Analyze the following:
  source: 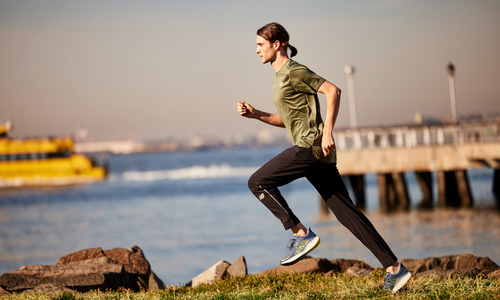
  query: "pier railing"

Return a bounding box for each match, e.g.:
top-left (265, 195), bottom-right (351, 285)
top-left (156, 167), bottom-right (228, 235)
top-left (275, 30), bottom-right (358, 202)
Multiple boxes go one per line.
top-left (335, 122), bottom-right (500, 150)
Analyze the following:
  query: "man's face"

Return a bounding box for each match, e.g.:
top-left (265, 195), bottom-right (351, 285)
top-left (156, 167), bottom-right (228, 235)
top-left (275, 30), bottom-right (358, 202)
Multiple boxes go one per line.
top-left (256, 35), bottom-right (277, 64)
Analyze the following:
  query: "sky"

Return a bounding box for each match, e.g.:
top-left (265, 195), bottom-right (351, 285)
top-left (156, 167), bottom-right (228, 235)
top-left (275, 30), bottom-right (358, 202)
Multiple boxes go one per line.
top-left (1, 0), bottom-right (499, 142)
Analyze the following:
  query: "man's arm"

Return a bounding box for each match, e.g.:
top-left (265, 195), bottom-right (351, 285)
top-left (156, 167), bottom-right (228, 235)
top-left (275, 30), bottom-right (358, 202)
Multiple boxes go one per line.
top-left (317, 81), bottom-right (341, 156)
top-left (237, 101), bottom-right (285, 128)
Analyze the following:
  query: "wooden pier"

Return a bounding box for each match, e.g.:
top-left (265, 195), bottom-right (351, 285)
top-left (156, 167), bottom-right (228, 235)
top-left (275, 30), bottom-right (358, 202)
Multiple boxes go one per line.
top-left (329, 122), bottom-right (500, 211)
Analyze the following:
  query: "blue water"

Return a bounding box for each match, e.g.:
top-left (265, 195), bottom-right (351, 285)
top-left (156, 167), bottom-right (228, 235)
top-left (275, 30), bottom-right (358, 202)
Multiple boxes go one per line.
top-left (1, 147), bottom-right (499, 286)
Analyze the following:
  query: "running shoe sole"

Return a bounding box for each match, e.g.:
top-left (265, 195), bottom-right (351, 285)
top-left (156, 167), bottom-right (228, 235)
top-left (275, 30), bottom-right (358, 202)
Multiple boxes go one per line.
top-left (280, 236), bottom-right (321, 265)
top-left (391, 271), bottom-right (412, 293)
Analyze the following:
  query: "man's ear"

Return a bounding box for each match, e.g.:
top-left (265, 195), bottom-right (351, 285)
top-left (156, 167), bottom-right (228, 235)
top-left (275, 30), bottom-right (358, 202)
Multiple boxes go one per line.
top-left (273, 40), bottom-right (281, 50)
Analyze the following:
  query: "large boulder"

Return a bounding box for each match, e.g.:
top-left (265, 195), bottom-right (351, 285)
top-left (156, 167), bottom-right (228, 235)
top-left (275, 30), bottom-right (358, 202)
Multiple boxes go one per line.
top-left (0, 256), bottom-right (128, 293)
top-left (0, 245), bottom-right (164, 293)
top-left (401, 253), bottom-right (500, 278)
top-left (58, 245), bottom-right (164, 291)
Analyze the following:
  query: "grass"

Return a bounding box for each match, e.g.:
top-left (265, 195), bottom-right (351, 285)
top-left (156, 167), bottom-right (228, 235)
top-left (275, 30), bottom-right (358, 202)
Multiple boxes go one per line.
top-left (2, 269), bottom-right (500, 300)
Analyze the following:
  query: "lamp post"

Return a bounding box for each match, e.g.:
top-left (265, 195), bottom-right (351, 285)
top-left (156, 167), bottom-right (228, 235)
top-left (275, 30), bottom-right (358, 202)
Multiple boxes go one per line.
top-left (344, 65), bottom-right (358, 128)
top-left (447, 63), bottom-right (458, 124)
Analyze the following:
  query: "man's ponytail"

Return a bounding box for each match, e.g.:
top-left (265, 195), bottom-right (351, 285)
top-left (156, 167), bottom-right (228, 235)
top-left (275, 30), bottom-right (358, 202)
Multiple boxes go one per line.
top-left (289, 45), bottom-right (298, 58)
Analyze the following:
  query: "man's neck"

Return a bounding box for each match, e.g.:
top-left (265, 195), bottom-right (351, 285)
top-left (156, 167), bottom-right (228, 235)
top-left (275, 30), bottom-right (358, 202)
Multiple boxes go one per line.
top-left (271, 52), bottom-right (289, 72)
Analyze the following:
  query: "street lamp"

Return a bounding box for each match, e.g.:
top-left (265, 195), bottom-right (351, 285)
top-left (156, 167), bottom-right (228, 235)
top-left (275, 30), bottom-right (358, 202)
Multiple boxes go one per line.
top-left (447, 63), bottom-right (458, 124)
top-left (344, 65), bottom-right (358, 128)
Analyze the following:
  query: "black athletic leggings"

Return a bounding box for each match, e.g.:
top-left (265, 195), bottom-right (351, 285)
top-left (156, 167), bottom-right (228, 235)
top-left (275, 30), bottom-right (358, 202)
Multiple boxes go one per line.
top-left (248, 145), bottom-right (398, 269)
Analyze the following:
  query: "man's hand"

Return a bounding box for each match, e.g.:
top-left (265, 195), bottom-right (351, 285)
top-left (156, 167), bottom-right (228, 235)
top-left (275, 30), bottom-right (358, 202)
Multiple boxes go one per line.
top-left (322, 133), bottom-right (336, 156)
top-left (237, 101), bottom-right (285, 128)
top-left (237, 101), bottom-right (256, 118)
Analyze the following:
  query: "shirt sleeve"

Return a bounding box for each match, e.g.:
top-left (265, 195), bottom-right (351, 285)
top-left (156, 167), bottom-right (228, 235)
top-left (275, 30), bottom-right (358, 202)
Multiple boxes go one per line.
top-left (289, 66), bottom-right (325, 94)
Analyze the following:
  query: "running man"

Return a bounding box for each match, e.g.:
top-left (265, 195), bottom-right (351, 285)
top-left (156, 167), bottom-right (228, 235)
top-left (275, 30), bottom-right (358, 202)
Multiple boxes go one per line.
top-left (237, 22), bottom-right (411, 293)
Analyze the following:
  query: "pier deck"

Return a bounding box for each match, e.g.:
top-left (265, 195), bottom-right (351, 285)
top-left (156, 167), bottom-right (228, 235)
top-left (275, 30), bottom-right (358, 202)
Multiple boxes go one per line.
top-left (337, 143), bottom-right (500, 174)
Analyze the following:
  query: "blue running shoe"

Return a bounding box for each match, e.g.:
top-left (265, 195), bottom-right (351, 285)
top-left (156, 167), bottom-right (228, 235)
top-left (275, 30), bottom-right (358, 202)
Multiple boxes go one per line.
top-left (383, 263), bottom-right (412, 293)
top-left (280, 228), bottom-right (321, 265)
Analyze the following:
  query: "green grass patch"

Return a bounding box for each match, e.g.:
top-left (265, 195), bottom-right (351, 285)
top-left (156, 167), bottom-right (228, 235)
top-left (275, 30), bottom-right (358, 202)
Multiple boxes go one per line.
top-left (2, 270), bottom-right (500, 300)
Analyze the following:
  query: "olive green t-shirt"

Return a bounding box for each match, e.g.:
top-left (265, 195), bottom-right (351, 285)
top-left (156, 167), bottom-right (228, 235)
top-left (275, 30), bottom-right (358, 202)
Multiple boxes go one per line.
top-left (272, 59), bottom-right (336, 164)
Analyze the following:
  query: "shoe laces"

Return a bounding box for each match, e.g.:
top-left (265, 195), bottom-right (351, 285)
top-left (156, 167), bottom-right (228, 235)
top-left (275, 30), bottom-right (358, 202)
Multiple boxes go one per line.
top-left (287, 236), bottom-right (297, 250)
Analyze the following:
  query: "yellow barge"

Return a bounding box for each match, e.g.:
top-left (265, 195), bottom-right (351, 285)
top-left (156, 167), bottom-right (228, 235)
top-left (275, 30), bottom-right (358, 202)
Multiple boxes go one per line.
top-left (0, 122), bottom-right (107, 187)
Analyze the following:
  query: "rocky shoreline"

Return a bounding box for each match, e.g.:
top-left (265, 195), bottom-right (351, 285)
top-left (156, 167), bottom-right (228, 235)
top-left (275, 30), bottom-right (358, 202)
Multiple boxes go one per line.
top-left (1, 246), bottom-right (499, 295)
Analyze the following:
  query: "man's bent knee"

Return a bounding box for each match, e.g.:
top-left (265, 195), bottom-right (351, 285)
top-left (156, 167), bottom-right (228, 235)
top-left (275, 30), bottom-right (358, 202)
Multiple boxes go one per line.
top-left (248, 173), bottom-right (261, 193)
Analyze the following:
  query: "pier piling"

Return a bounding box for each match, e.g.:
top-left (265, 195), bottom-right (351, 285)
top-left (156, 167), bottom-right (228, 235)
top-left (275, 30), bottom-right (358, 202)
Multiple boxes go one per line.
top-left (347, 174), bottom-right (366, 209)
top-left (378, 172), bottom-right (410, 212)
top-left (437, 170), bottom-right (473, 208)
top-left (494, 168), bottom-right (500, 205)
top-left (416, 171), bottom-right (433, 208)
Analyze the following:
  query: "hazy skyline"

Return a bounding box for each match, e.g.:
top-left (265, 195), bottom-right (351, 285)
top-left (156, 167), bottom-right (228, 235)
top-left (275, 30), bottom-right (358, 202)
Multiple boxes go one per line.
top-left (1, 0), bottom-right (499, 141)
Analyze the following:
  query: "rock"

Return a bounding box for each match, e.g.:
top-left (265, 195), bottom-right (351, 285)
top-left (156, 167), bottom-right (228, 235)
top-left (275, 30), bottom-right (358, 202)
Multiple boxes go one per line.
top-left (0, 286), bottom-right (10, 296)
top-left (148, 271), bottom-right (165, 291)
top-left (187, 256), bottom-right (248, 287)
top-left (129, 245), bottom-right (146, 258)
top-left (323, 270), bottom-right (336, 278)
top-left (0, 256), bottom-right (129, 292)
top-left (0, 245), bottom-right (164, 293)
top-left (57, 247), bottom-right (106, 264)
top-left (24, 283), bottom-right (75, 294)
top-left (128, 245), bottom-right (165, 291)
top-left (103, 247), bottom-right (150, 291)
top-left (330, 259), bottom-right (373, 272)
top-left (488, 269), bottom-right (500, 278)
top-left (452, 254), bottom-right (498, 272)
top-left (227, 256), bottom-right (248, 278)
top-left (416, 268), bottom-right (481, 279)
top-left (401, 253), bottom-right (499, 275)
top-left (322, 259), bottom-right (374, 278)
top-left (256, 254), bottom-right (498, 279)
top-left (256, 258), bottom-right (335, 277)
top-left (59, 246), bottom-right (150, 289)
top-left (187, 260), bottom-right (231, 288)
top-left (104, 247), bottom-right (149, 275)
top-left (345, 267), bottom-right (373, 277)
top-left (61, 245), bottom-right (164, 291)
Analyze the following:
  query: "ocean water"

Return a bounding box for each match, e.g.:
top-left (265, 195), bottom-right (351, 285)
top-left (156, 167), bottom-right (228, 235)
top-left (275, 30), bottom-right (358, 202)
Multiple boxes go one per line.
top-left (0, 147), bottom-right (499, 286)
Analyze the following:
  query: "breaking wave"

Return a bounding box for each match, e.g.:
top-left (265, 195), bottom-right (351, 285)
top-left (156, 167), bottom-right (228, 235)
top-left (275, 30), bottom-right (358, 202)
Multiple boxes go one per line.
top-left (109, 164), bottom-right (257, 182)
